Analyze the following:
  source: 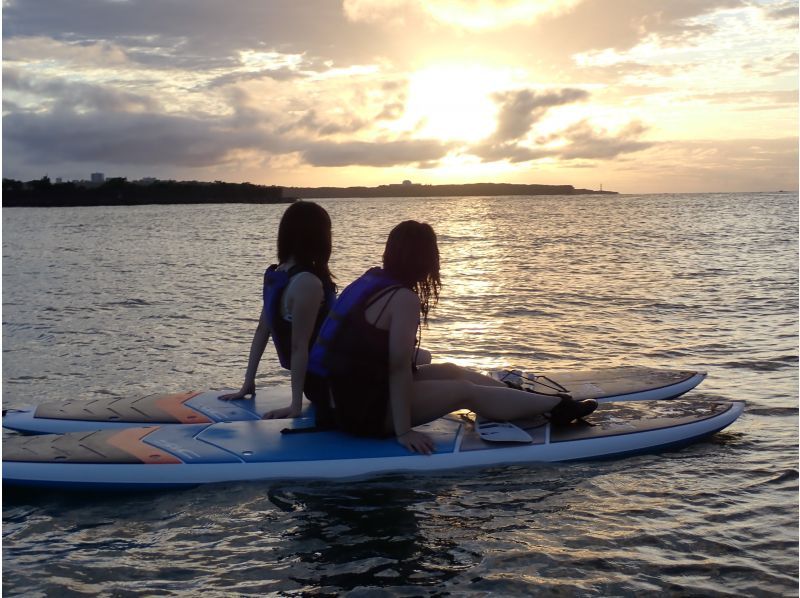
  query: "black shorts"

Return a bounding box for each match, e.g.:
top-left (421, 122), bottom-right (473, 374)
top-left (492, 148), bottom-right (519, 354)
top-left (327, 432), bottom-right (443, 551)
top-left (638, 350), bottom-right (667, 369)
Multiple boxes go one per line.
top-left (329, 373), bottom-right (391, 437)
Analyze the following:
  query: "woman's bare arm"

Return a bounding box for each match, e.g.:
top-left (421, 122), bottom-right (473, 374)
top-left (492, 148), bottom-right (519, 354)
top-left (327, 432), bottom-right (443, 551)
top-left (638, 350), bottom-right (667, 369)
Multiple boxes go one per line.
top-left (387, 289), bottom-right (435, 454)
top-left (221, 308), bottom-right (271, 400)
top-left (264, 274), bottom-right (323, 418)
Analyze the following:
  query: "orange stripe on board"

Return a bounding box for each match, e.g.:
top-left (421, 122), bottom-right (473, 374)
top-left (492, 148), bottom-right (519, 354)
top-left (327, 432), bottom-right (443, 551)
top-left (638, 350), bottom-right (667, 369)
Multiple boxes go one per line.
top-left (153, 391), bottom-right (212, 423)
top-left (106, 427), bottom-right (182, 464)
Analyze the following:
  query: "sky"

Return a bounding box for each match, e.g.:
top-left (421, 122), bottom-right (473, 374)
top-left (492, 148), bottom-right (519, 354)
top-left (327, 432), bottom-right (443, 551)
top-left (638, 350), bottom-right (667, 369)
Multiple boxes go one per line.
top-left (2, 0), bottom-right (798, 193)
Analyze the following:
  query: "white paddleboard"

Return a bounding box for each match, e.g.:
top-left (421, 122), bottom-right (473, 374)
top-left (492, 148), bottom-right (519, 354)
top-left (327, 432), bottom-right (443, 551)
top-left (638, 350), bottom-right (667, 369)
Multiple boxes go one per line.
top-left (2, 367), bottom-right (706, 435)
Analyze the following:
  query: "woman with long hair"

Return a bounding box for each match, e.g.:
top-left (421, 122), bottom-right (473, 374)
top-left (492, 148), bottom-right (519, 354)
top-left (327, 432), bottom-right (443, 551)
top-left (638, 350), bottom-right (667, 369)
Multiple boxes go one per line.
top-left (222, 201), bottom-right (336, 424)
top-left (309, 220), bottom-right (596, 453)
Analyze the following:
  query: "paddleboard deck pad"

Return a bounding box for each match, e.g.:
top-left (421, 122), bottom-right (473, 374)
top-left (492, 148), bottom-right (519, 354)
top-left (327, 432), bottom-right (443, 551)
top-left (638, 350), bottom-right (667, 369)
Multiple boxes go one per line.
top-left (488, 367), bottom-right (705, 401)
top-left (2, 367), bottom-right (706, 435)
top-left (3, 399), bottom-right (743, 491)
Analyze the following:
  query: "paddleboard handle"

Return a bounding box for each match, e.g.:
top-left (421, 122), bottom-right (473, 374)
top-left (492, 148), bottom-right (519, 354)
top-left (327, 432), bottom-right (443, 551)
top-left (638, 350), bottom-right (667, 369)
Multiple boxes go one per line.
top-left (500, 371), bottom-right (570, 396)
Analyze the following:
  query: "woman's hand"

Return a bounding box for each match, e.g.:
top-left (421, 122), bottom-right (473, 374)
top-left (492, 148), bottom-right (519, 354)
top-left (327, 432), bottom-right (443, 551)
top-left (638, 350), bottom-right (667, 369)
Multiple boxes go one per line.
top-left (397, 430), bottom-right (435, 455)
top-left (220, 381), bottom-right (256, 401)
top-left (263, 405), bottom-right (302, 419)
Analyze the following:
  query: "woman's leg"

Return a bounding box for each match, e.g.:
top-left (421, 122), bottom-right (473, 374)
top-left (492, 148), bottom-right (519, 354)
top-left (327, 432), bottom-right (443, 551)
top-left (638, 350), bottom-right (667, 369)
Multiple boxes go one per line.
top-left (414, 363), bottom-right (507, 387)
top-left (399, 379), bottom-right (562, 429)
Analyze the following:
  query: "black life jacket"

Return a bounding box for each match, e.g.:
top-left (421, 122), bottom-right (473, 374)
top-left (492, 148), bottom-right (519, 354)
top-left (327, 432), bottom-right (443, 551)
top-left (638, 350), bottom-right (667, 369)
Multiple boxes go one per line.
top-left (262, 264), bottom-right (335, 370)
top-left (308, 267), bottom-right (402, 377)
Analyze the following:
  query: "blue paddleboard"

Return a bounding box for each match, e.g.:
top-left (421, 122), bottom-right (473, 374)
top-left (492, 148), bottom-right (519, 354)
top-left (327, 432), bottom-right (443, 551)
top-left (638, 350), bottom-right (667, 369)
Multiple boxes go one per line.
top-left (3, 399), bottom-right (743, 491)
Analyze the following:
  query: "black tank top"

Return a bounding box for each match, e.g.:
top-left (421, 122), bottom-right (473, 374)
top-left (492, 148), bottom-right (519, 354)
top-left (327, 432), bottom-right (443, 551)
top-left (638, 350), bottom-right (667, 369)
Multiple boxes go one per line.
top-left (331, 286), bottom-right (400, 380)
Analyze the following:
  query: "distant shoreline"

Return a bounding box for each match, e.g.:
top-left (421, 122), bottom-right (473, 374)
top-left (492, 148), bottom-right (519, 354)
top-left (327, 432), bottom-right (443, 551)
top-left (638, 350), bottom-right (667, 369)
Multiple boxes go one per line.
top-left (3, 177), bottom-right (616, 207)
top-left (287, 182), bottom-right (617, 199)
top-left (2, 177), bottom-right (287, 208)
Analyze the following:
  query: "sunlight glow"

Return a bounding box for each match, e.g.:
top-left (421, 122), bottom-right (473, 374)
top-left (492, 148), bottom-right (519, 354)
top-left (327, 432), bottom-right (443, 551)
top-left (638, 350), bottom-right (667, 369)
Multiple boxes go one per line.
top-left (391, 64), bottom-right (517, 142)
top-left (344, 0), bottom-right (584, 30)
top-left (422, 0), bottom-right (583, 30)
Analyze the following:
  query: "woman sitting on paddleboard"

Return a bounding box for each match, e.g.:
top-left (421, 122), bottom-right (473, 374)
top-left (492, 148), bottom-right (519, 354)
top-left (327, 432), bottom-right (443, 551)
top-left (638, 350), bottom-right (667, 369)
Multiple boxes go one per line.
top-left (308, 220), bottom-right (597, 454)
top-left (222, 201), bottom-right (337, 424)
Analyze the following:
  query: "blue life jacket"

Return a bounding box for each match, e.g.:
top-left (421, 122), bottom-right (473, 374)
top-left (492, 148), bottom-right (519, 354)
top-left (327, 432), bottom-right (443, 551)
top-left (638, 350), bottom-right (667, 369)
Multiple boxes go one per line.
top-left (308, 267), bottom-right (402, 377)
top-left (263, 264), bottom-right (336, 369)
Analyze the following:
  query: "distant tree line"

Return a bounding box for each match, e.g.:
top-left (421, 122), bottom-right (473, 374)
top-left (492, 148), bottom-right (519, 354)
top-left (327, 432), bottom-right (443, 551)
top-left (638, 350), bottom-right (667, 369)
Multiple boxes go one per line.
top-left (2, 177), bottom-right (287, 207)
top-left (286, 182), bottom-right (617, 199)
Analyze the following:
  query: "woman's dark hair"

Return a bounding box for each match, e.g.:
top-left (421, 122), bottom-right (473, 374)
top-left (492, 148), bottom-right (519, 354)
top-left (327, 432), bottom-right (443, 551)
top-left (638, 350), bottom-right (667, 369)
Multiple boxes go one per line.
top-left (383, 220), bottom-right (441, 324)
top-left (277, 201), bottom-right (335, 289)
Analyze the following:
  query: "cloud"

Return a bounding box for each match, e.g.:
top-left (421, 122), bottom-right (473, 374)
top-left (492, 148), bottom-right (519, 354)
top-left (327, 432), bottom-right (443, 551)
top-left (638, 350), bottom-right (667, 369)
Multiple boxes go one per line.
top-left (468, 143), bottom-right (551, 163)
top-left (688, 89), bottom-right (799, 111)
top-left (490, 88), bottom-right (589, 143)
top-left (472, 0), bottom-right (751, 70)
top-left (471, 119), bottom-right (653, 163)
top-left (763, 1), bottom-right (799, 22)
top-left (557, 120), bottom-right (653, 160)
top-left (2, 0), bottom-right (386, 70)
top-left (267, 76), bottom-right (408, 138)
top-left (4, 67), bottom-right (160, 112)
top-left (3, 108), bottom-right (273, 168)
top-left (3, 95), bottom-right (448, 173)
top-left (207, 67), bottom-right (308, 89)
top-left (2, 0), bottom-right (795, 190)
top-left (743, 52), bottom-right (799, 77)
top-left (469, 86), bottom-right (597, 162)
top-left (299, 139), bottom-right (455, 167)
top-left (2, 35), bottom-right (130, 67)
top-left (3, 0), bottom-right (753, 77)
top-left (610, 136), bottom-right (799, 192)
top-left (282, 109), bottom-right (369, 136)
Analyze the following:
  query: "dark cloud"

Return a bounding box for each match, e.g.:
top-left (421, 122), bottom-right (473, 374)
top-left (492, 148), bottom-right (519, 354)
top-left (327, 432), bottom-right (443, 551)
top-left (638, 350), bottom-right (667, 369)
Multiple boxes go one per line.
top-left (490, 88), bottom-right (589, 143)
top-left (277, 95), bottom-right (406, 137)
top-left (469, 86), bottom-right (591, 162)
top-left (3, 0), bottom-right (753, 77)
top-left (460, 0), bottom-right (749, 75)
top-left (4, 67), bottom-right (160, 112)
top-left (763, 1), bottom-right (799, 21)
top-left (2, 0), bottom-right (387, 70)
top-left (2, 0), bottom-right (792, 186)
top-left (548, 0), bottom-right (747, 50)
top-left (3, 108), bottom-right (272, 168)
top-left (470, 143), bottom-right (551, 163)
top-left (3, 99), bottom-right (449, 174)
top-left (471, 119), bottom-right (653, 163)
top-left (557, 120), bottom-right (653, 160)
top-left (300, 139), bottom-right (454, 167)
top-left (281, 109), bottom-right (369, 136)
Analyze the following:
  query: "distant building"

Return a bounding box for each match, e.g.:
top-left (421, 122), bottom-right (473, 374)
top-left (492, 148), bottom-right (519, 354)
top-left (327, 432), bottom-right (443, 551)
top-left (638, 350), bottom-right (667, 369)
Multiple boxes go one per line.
top-left (402, 180), bottom-right (413, 185)
top-left (91, 172), bottom-right (105, 184)
top-left (137, 177), bottom-right (158, 185)
top-left (55, 177), bottom-right (63, 184)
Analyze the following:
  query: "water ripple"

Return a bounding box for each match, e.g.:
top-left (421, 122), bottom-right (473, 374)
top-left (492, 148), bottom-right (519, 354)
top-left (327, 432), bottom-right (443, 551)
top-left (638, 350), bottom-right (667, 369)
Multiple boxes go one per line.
top-left (2, 194), bottom-right (798, 596)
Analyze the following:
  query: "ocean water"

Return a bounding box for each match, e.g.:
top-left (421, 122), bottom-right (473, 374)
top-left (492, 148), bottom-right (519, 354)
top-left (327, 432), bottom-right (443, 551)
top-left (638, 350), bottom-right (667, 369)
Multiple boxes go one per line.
top-left (3, 193), bottom-right (798, 596)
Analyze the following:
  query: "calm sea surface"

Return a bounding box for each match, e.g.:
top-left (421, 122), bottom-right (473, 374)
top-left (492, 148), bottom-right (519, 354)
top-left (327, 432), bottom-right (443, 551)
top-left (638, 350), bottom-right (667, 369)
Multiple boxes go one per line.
top-left (3, 193), bottom-right (798, 596)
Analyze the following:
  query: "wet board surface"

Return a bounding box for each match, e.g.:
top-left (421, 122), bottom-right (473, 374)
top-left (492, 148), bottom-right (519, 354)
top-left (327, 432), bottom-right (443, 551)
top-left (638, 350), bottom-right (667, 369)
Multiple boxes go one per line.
top-left (3, 367), bottom-right (706, 435)
top-left (488, 367), bottom-right (704, 401)
top-left (3, 399), bottom-right (744, 490)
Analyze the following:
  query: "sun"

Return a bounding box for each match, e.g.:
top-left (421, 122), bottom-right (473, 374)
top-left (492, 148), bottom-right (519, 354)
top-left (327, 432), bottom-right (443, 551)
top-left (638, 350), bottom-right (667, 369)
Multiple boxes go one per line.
top-left (390, 63), bottom-right (517, 143)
